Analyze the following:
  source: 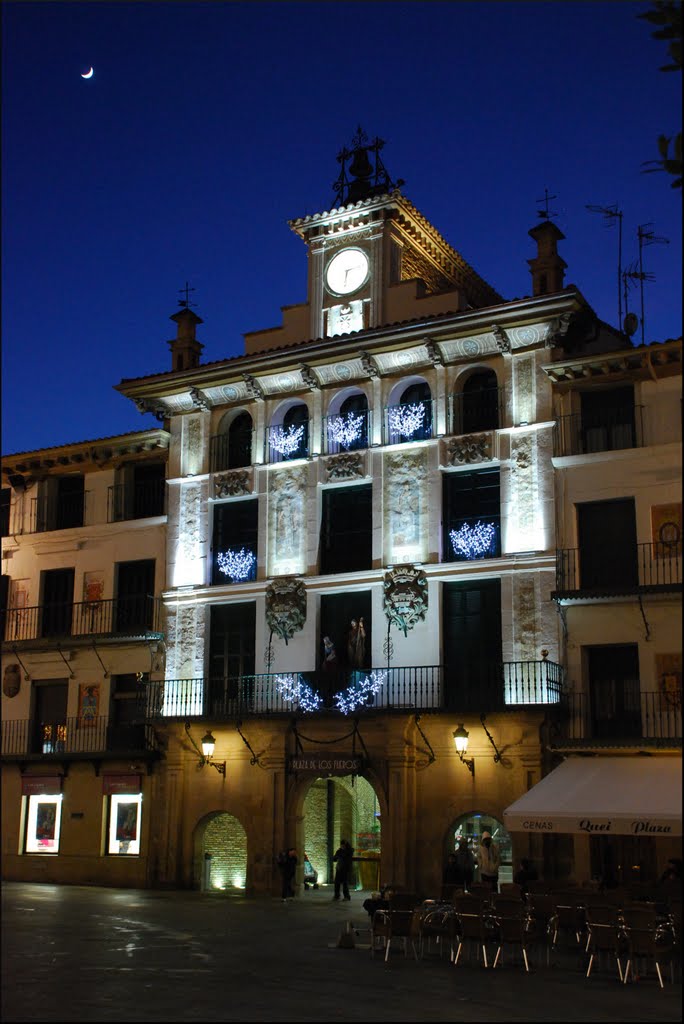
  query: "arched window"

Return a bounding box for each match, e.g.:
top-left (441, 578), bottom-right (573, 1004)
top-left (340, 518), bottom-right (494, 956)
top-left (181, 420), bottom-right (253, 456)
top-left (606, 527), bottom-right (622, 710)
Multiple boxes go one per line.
top-left (387, 380), bottom-right (432, 443)
top-left (326, 392), bottom-right (369, 453)
top-left (456, 370), bottom-right (500, 435)
top-left (228, 412), bottom-right (253, 469)
top-left (268, 403), bottom-right (309, 462)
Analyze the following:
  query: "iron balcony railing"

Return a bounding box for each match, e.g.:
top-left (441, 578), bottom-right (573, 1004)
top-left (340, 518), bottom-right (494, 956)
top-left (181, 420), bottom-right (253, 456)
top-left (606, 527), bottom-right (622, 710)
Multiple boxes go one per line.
top-left (144, 660), bottom-right (563, 720)
top-left (1, 716), bottom-right (160, 757)
top-left (450, 388), bottom-right (503, 436)
top-left (553, 406), bottom-right (645, 457)
top-left (556, 690), bottom-right (681, 743)
top-left (209, 432), bottom-right (254, 473)
top-left (322, 409), bottom-right (372, 455)
top-left (383, 399), bottom-right (434, 445)
top-left (108, 480), bottom-right (166, 522)
top-left (265, 421), bottom-right (310, 464)
top-left (30, 492), bottom-right (89, 533)
top-left (554, 542), bottom-right (682, 596)
top-left (3, 595), bottom-right (163, 643)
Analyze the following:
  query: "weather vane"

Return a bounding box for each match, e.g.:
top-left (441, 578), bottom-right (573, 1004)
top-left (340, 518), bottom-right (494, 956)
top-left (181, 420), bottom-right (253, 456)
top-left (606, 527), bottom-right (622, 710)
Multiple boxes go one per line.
top-left (536, 188), bottom-right (558, 220)
top-left (178, 281), bottom-right (197, 309)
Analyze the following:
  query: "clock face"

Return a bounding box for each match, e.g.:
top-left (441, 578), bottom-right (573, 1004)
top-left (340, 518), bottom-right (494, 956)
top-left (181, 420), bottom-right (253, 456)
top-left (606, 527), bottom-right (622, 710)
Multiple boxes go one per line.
top-left (325, 248), bottom-right (369, 296)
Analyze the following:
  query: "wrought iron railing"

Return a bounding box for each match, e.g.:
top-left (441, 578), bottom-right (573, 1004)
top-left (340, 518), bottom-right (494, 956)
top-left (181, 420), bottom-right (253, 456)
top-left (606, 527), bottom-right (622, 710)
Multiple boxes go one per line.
top-left (265, 421), bottom-right (310, 464)
top-left (554, 542), bottom-right (682, 595)
top-left (450, 388), bottom-right (503, 436)
top-left (144, 660), bottom-right (563, 720)
top-left (1, 716), bottom-right (159, 757)
top-left (108, 480), bottom-right (166, 522)
top-left (556, 691), bottom-right (681, 742)
top-left (553, 406), bottom-right (645, 457)
top-left (383, 399), bottom-right (434, 445)
top-left (209, 432), bottom-right (254, 473)
top-left (3, 595), bottom-right (163, 643)
top-left (30, 492), bottom-right (89, 533)
top-left (322, 409), bottom-right (372, 455)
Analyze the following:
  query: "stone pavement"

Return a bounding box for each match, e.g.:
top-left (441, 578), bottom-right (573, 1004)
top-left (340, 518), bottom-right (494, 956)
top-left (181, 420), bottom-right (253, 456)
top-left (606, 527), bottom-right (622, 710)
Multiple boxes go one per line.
top-left (1, 881), bottom-right (681, 1023)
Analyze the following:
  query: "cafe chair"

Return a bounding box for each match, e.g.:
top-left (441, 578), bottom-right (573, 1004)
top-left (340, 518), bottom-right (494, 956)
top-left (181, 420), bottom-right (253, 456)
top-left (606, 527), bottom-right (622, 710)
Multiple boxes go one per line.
top-left (454, 905), bottom-right (496, 968)
top-left (371, 909), bottom-right (420, 962)
top-left (418, 905), bottom-right (459, 960)
top-left (585, 904), bottom-right (626, 982)
top-left (622, 907), bottom-right (675, 988)
top-left (492, 913), bottom-right (533, 972)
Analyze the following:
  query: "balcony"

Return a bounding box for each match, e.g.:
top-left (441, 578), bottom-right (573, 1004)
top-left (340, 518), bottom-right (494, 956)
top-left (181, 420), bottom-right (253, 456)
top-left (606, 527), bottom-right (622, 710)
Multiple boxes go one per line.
top-left (108, 480), bottom-right (166, 522)
top-left (209, 432), bottom-right (253, 473)
top-left (322, 410), bottom-right (372, 455)
top-left (450, 388), bottom-right (503, 435)
top-left (2, 595), bottom-right (163, 646)
top-left (1, 716), bottom-right (161, 760)
top-left (30, 492), bottom-right (89, 533)
top-left (383, 399), bottom-right (434, 445)
top-left (265, 421), bottom-right (310, 464)
top-left (144, 659), bottom-right (563, 720)
top-left (553, 542), bottom-right (682, 599)
top-left (554, 406), bottom-right (644, 457)
top-left (555, 690), bottom-right (682, 745)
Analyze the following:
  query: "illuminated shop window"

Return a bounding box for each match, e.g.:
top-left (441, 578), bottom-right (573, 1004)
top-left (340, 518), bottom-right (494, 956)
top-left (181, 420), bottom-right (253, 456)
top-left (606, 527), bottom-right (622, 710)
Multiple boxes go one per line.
top-left (25, 795), bottom-right (63, 854)
top-left (107, 793), bottom-right (142, 855)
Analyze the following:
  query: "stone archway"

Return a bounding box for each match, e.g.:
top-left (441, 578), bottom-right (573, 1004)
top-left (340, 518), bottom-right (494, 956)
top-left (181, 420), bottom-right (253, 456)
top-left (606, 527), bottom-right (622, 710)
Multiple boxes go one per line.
top-left (193, 811), bottom-right (248, 892)
top-left (445, 811), bottom-right (513, 887)
top-left (299, 774), bottom-right (383, 891)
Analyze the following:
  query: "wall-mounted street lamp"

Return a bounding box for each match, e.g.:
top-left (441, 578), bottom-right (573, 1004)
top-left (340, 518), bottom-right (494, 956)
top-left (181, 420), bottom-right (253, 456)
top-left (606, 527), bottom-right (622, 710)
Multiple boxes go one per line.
top-left (480, 713), bottom-right (503, 764)
top-left (452, 724), bottom-right (475, 777)
top-left (185, 722), bottom-right (226, 775)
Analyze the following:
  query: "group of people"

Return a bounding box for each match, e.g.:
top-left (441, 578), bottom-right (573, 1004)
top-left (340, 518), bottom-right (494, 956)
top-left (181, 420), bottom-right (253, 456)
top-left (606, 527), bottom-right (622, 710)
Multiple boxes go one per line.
top-left (277, 839), bottom-right (355, 902)
top-left (443, 831), bottom-right (506, 892)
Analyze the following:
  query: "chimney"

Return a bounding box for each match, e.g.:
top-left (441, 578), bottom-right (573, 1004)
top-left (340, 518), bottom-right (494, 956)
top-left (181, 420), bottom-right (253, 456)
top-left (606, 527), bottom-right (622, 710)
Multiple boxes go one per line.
top-left (527, 220), bottom-right (567, 296)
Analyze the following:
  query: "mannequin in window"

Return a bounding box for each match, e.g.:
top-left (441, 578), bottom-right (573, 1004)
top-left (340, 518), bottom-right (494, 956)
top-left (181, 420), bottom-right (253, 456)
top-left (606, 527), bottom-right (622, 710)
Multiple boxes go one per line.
top-left (347, 618), bottom-right (366, 670)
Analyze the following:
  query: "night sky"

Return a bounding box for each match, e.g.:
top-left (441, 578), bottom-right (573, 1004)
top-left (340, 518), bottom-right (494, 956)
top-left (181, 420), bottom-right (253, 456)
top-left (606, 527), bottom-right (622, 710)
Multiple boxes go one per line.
top-left (2, 1), bottom-right (681, 456)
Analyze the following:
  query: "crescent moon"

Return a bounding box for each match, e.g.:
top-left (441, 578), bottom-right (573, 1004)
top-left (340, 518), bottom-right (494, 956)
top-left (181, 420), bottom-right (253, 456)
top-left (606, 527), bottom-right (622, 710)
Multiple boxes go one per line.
top-left (81, 67), bottom-right (94, 79)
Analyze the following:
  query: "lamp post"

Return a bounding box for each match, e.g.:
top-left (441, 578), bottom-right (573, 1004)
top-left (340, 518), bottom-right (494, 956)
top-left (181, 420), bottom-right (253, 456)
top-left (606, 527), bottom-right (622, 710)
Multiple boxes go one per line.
top-left (453, 724), bottom-right (475, 777)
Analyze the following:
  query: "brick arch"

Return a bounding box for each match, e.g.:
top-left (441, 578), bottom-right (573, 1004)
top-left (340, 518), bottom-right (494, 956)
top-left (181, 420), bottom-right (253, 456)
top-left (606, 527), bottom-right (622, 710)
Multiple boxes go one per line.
top-left (192, 809), bottom-right (248, 892)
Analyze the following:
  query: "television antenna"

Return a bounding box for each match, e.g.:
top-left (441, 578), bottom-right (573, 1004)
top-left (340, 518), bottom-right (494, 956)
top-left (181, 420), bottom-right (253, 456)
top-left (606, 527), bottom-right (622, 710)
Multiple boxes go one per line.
top-left (586, 203), bottom-right (624, 330)
top-left (177, 281), bottom-right (197, 309)
top-left (636, 223), bottom-right (669, 345)
top-left (536, 188), bottom-right (558, 220)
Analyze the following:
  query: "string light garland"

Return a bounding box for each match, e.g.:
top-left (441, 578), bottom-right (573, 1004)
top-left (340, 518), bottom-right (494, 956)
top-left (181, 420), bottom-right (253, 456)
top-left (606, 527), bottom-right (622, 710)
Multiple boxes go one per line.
top-left (270, 424), bottom-right (305, 457)
top-left (275, 674), bottom-right (323, 713)
top-left (450, 521), bottom-right (497, 559)
top-left (388, 402), bottom-right (426, 438)
top-left (327, 411), bottom-right (365, 449)
top-left (334, 671), bottom-right (386, 715)
top-left (217, 547), bottom-right (257, 581)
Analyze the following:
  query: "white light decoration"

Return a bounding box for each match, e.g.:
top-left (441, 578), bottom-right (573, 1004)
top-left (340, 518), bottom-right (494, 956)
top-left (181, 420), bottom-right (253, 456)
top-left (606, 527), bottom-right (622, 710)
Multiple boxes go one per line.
top-left (270, 424), bottom-right (305, 457)
top-left (388, 402), bottom-right (426, 438)
top-left (334, 671), bottom-right (386, 715)
top-left (327, 411), bottom-right (365, 449)
top-left (275, 674), bottom-right (323, 713)
top-left (217, 547), bottom-right (256, 582)
top-left (450, 521), bottom-right (497, 559)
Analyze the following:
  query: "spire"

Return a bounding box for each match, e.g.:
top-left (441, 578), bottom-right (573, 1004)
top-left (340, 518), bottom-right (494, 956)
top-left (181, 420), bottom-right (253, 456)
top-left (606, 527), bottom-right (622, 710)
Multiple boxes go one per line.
top-left (527, 220), bottom-right (567, 296)
top-left (168, 283), bottom-right (204, 372)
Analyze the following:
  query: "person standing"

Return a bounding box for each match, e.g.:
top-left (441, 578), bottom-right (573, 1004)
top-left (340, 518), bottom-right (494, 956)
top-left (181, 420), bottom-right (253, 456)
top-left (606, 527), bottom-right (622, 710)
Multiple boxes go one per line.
top-left (477, 831), bottom-right (501, 893)
top-left (332, 838), bottom-right (354, 901)
top-left (277, 848), bottom-right (298, 901)
top-left (454, 836), bottom-right (476, 890)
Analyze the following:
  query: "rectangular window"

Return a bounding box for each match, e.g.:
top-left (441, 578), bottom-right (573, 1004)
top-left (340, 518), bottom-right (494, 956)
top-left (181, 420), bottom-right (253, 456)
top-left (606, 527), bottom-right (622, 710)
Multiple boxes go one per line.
top-left (580, 386), bottom-right (636, 454)
top-left (40, 568), bottom-right (75, 638)
top-left (115, 559), bottom-right (156, 633)
top-left (212, 499), bottom-right (258, 584)
top-left (107, 793), bottom-right (142, 855)
top-left (443, 579), bottom-right (502, 710)
top-left (443, 468), bottom-right (501, 562)
top-left (209, 602), bottom-right (256, 713)
top-left (25, 794), bottom-right (63, 854)
top-left (577, 498), bottom-right (637, 592)
top-left (320, 484), bottom-right (372, 575)
top-left (586, 644), bottom-right (641, 739)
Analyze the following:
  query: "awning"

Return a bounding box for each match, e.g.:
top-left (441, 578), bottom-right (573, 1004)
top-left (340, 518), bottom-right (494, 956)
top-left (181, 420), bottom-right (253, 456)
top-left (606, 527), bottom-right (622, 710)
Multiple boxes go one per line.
top-left (503, 756), bottom-right (682, 837)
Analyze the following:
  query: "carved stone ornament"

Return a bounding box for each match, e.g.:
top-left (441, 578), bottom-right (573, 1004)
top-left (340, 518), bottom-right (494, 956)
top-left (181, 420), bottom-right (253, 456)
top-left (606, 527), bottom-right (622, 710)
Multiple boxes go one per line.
top-left (3, 663), bottom-right (21, 698)
top-left (359, 351), bottom-right (380, 379)
top-left (265, 577), bottom-right (307, 645)
top-left (446, 433), bottom-right (492, 466)
top-left (135, 398), bottom-right (167, 422)
top-left (214, 469), bottom-right (252, 498)
top-left (189, 386), bottom-right (211, 411)
top-left (545, 312), bottom-right (574, 348)
top-left (383, 565), bottom-right (428, 637)
top-left (491, 325), bottom-right (511, 353)
top-left (425, 339), bottom-right (444, 367)
top-left (325, 452), bottom-right (364, 481)
top-left (300, 364), bottom-right (320, 391)
top-left (242, 373), bottom-right (265, 400)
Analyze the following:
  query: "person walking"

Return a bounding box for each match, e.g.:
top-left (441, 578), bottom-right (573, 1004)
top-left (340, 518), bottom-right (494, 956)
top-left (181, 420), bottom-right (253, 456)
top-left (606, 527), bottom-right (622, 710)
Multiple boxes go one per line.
top-left (332, 838), bottom-right (354, 901)
top-left (477, 831), bottom-right (501, 893)
top-left (277, 848), bottom-right (298, 901)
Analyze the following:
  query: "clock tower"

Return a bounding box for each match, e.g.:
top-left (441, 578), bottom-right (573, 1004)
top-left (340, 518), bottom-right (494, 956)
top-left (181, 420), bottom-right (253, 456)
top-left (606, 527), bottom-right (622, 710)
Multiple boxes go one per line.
top-left (243, 130), bottom-right (502, 354)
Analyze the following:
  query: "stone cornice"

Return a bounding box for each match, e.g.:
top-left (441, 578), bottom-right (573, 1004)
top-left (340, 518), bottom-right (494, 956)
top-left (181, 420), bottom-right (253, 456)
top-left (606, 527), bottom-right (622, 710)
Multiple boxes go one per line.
top-left (541, 338), bottom-right (682, 385)
top-left (2, 429), bottom-right (170, 477)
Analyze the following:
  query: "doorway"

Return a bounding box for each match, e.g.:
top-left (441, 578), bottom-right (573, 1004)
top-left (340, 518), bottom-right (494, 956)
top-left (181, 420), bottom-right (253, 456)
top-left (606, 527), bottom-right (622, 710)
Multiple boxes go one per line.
top-left (302, 775), bottom-right (381, 890)
top-left (195, 811), bottom-right (248, 892)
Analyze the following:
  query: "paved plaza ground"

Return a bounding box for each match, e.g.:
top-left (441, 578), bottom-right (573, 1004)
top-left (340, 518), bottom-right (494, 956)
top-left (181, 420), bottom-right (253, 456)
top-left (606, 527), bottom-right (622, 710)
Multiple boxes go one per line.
top-left (1, 881), bottom-right (681, 1023)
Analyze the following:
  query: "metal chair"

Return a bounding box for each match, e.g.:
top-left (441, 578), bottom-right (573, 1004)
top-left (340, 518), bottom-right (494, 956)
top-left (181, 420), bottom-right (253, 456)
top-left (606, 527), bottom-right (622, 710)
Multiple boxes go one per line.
top-left (622, 906), bottom-right (675, 987)
top-left (418, 905), bottom-right (459, 960)
top-left (525, 893), bottom-right (557, 967)
top-left (585, 904), bottom-right (626, 982)
top-left (492, 913), bottom-right (533, 972)
top-left (371, 909), bottom-right (420, 962)
top-left (552, 891), bottom-right (586, 950)
top-left (454, 906), bottom-right (496, 968)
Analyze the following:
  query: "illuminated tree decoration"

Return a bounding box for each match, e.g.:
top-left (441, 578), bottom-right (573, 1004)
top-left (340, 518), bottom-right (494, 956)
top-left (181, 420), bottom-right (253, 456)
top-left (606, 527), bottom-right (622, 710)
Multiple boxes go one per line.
top-left (270, 424), bottom-right (305, 457)
top-left (275, 674), bottom-right (323, 713)
top-left (217, 547), bottom-right (257, 581)
top-left (449, 521), bottom-right (497, 560)
top-left (334, 671), bottom-right (386, 715)
top-left (327, 411), bottom-right (365, 449)
top-left (388, 402), bottom-right (425, 438)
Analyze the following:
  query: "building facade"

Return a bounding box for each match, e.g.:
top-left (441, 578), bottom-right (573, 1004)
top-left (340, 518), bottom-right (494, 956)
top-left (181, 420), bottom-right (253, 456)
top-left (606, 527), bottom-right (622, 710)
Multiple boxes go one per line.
top-left (2, 137), bottom-right (681, 894)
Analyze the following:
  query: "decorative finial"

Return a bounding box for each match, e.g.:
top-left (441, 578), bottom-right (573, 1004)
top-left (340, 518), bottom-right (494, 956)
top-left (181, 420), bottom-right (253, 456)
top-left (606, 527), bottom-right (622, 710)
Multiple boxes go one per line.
top-left (536, 188), bottom-right (558, 220)
top-left (178, 281), bottom-right (197, 309)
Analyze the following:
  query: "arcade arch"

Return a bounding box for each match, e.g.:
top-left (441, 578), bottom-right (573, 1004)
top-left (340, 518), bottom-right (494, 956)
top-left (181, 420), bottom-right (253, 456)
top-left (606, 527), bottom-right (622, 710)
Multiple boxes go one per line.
top-left (301, 774), bottom-right (382, 890)
top-left (446, 810), bottom-right (513, 886)
top-left (192, 810), bottom-right (248, 892)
